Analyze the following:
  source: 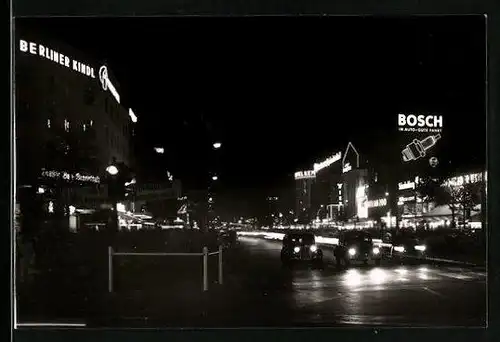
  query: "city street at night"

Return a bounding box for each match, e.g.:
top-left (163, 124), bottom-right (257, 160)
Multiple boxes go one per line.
top-left (86, 235), bottom-right (486, 328)
top-left (14, 16), bottom-right (487, 329)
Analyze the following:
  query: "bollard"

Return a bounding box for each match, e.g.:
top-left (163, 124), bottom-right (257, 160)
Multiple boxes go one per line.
top-left (202, 246), bottom-right (208, 291)
top-left (108, 246), bottom-right (113, 293)
top-left (218, 245), bottom-right (223, 285)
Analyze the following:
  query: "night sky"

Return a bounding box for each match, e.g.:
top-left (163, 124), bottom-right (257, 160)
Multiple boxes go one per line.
top-left (17, 16), bottom-right (486, 204)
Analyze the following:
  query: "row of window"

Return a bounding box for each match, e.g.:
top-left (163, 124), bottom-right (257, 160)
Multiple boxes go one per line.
top-left (47, 118), bottom-right (94, 132)
top-left (104, 126), bottom-right (128, 158)
top-left (105, 97), bottom-right (129, 136)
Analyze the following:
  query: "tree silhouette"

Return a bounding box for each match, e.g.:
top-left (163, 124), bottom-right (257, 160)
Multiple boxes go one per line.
top-left (416, 174), bottom-right (483, 228)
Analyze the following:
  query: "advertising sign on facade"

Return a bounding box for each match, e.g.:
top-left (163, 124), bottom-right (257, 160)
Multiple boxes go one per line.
top-left (294, 170), bottom-right (316, 180)
top-left (313, 152), bottom-right (341, 172)
top-left (19, 39), bottom-right (121, 104)
top-left (397, 112), bottom-right (444, 164)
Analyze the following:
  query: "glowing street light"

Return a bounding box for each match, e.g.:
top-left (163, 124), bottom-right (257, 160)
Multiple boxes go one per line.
top-left (213, 142), bottom-right (222, 149)
top-left (154, 147), bottom-right (165, 154)
top-left (106, 165), bottom-right (119, 176)
top-left (212, 175), bottom-right (218, 181)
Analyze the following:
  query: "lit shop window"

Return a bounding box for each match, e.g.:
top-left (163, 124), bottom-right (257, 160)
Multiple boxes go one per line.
top-left (64, 119), bottom-right (70, 132)
top-left (47, 119), bottom-right (51, 128)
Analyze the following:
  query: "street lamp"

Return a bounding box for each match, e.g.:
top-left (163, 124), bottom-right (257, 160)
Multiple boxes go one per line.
top-left (106, 165), bottom-right (119, 176)
top-left (106, 164), bottom-right (120, 233)
top-left (212, 175), bottom-right (218, 181)
top-left (213, 142), bottom-right (222, 149)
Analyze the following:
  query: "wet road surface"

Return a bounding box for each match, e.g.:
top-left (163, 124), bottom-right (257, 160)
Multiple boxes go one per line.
top-left (26, 235), bottom-right (485, 328)
top-left (210, 236), bottom-right (486, 327)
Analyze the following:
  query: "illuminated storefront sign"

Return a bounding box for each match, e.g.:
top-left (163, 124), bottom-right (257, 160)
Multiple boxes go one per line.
top-left (398, 113), bottom-right (443, 133)
top-left (398, 196), bottom-right (415, 204)
top-left (444, 172), bottom-right (484, 187)
top-left (19, 39), bottom-right (121, 104)
top-left (41, 170), bottom-right (100, 184)
top-left (356, 185), bottom-right (368, 219)
top-left (367, 198), bottom-right (387, 208)
top-left (342, 162), bottom-right (352, 173)
top-left (398, 180), bottom-right (415, 190)
top-left (313, 152), bottom-right (341, 172)
top-left (294, 170), bottom-right (316, 180)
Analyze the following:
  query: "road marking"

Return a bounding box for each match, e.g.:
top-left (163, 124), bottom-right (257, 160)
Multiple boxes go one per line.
top-left (422, 286), bottom-right (445, 298)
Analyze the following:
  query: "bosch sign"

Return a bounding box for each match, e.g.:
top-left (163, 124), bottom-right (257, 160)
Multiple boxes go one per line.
top-left (398, 114), bottom-right (443, 133)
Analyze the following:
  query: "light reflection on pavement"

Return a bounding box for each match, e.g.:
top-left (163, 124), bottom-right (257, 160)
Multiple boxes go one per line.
top-left (236, 235), bottom-right (486, 327)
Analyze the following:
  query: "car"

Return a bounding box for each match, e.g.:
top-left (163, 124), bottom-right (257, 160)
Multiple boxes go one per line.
top-left (334, 230), bottom-right (382, 267)
top-left (280, 232), bottom-right (324, 268)
top-left (390, 236), bottom-right (427, 261)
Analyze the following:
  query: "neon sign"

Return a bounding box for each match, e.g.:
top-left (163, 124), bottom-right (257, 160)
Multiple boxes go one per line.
top-left (366, 198), bottom-right (387, 208)
top-left (19, 39), bottom-right (121, 104)
top-left (41, 170), bottom-right (100, 184)
top-left (294, 170), bottom-right (316, 180)
top-left (398, 181), bottom-right (415, 190)
top-left (356, 185), bottom-right (368, 219)
top-left (99, 66), bottom-right (121, 103)
top-left (19, 39), bottom-right (96, 78)
top-left (129, 108), bottom-right (138, 123)
top-left (313, 152), bottom-right (341, 172)
top-left (398, 196), bottom-right (415, 203)
top-left (444, 172), bottom-right (484, 187)
top-left (398, 113), bottom-right (443, 133)
top-left (342, 162), bottom-right (352, 173)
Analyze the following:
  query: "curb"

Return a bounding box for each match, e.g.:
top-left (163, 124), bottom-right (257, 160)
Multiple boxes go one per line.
top-left (407, 255), bottom-right (483, 267)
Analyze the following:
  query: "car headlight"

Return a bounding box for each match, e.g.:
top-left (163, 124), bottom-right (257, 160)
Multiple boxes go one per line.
top-left (373, 247), bottom-right (380, 255)
top-left (348, 248), bottom-right (357, 256)
top-left (394, 246), bottom-right (405, 253)
top-left (414, 245), bottom-right (426, 252)
top-left (294, 246), bottom-right (301, 253)
top-left (310, 245), bottom-right (318, 252)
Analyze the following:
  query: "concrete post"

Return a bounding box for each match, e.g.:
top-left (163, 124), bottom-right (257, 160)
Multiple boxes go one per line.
top-left (202, 246), bottom-right (208, 291)
top-left (108, 246), bottom-right (113, 293)
top-left (218, 244), bottom-right (223, 285)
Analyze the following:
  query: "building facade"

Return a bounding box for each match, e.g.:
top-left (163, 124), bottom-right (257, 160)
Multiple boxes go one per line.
top-left (15, 28), bottom-right (139, 231)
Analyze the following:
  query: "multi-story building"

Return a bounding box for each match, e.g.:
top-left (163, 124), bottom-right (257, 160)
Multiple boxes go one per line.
top-left (294, 170), bottom-right (316, 223)
top-left (15, 27), bottom-right (138, 226)
top-left (132, 180), bottom-right (183, 219)
top-left (341, 142), bottom-right (369, 221)
top-left (311, 152), bottom-right (343, 221)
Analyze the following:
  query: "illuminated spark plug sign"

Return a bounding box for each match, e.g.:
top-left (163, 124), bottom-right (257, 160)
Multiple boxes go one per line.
top-left (294, 170), bottom-right (316, 180)
top-left (401, 134), bottom-right (441, 162)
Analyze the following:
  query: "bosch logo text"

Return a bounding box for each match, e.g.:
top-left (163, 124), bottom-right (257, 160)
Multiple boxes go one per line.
top-left (398, 114), bottom-right (443, 133)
